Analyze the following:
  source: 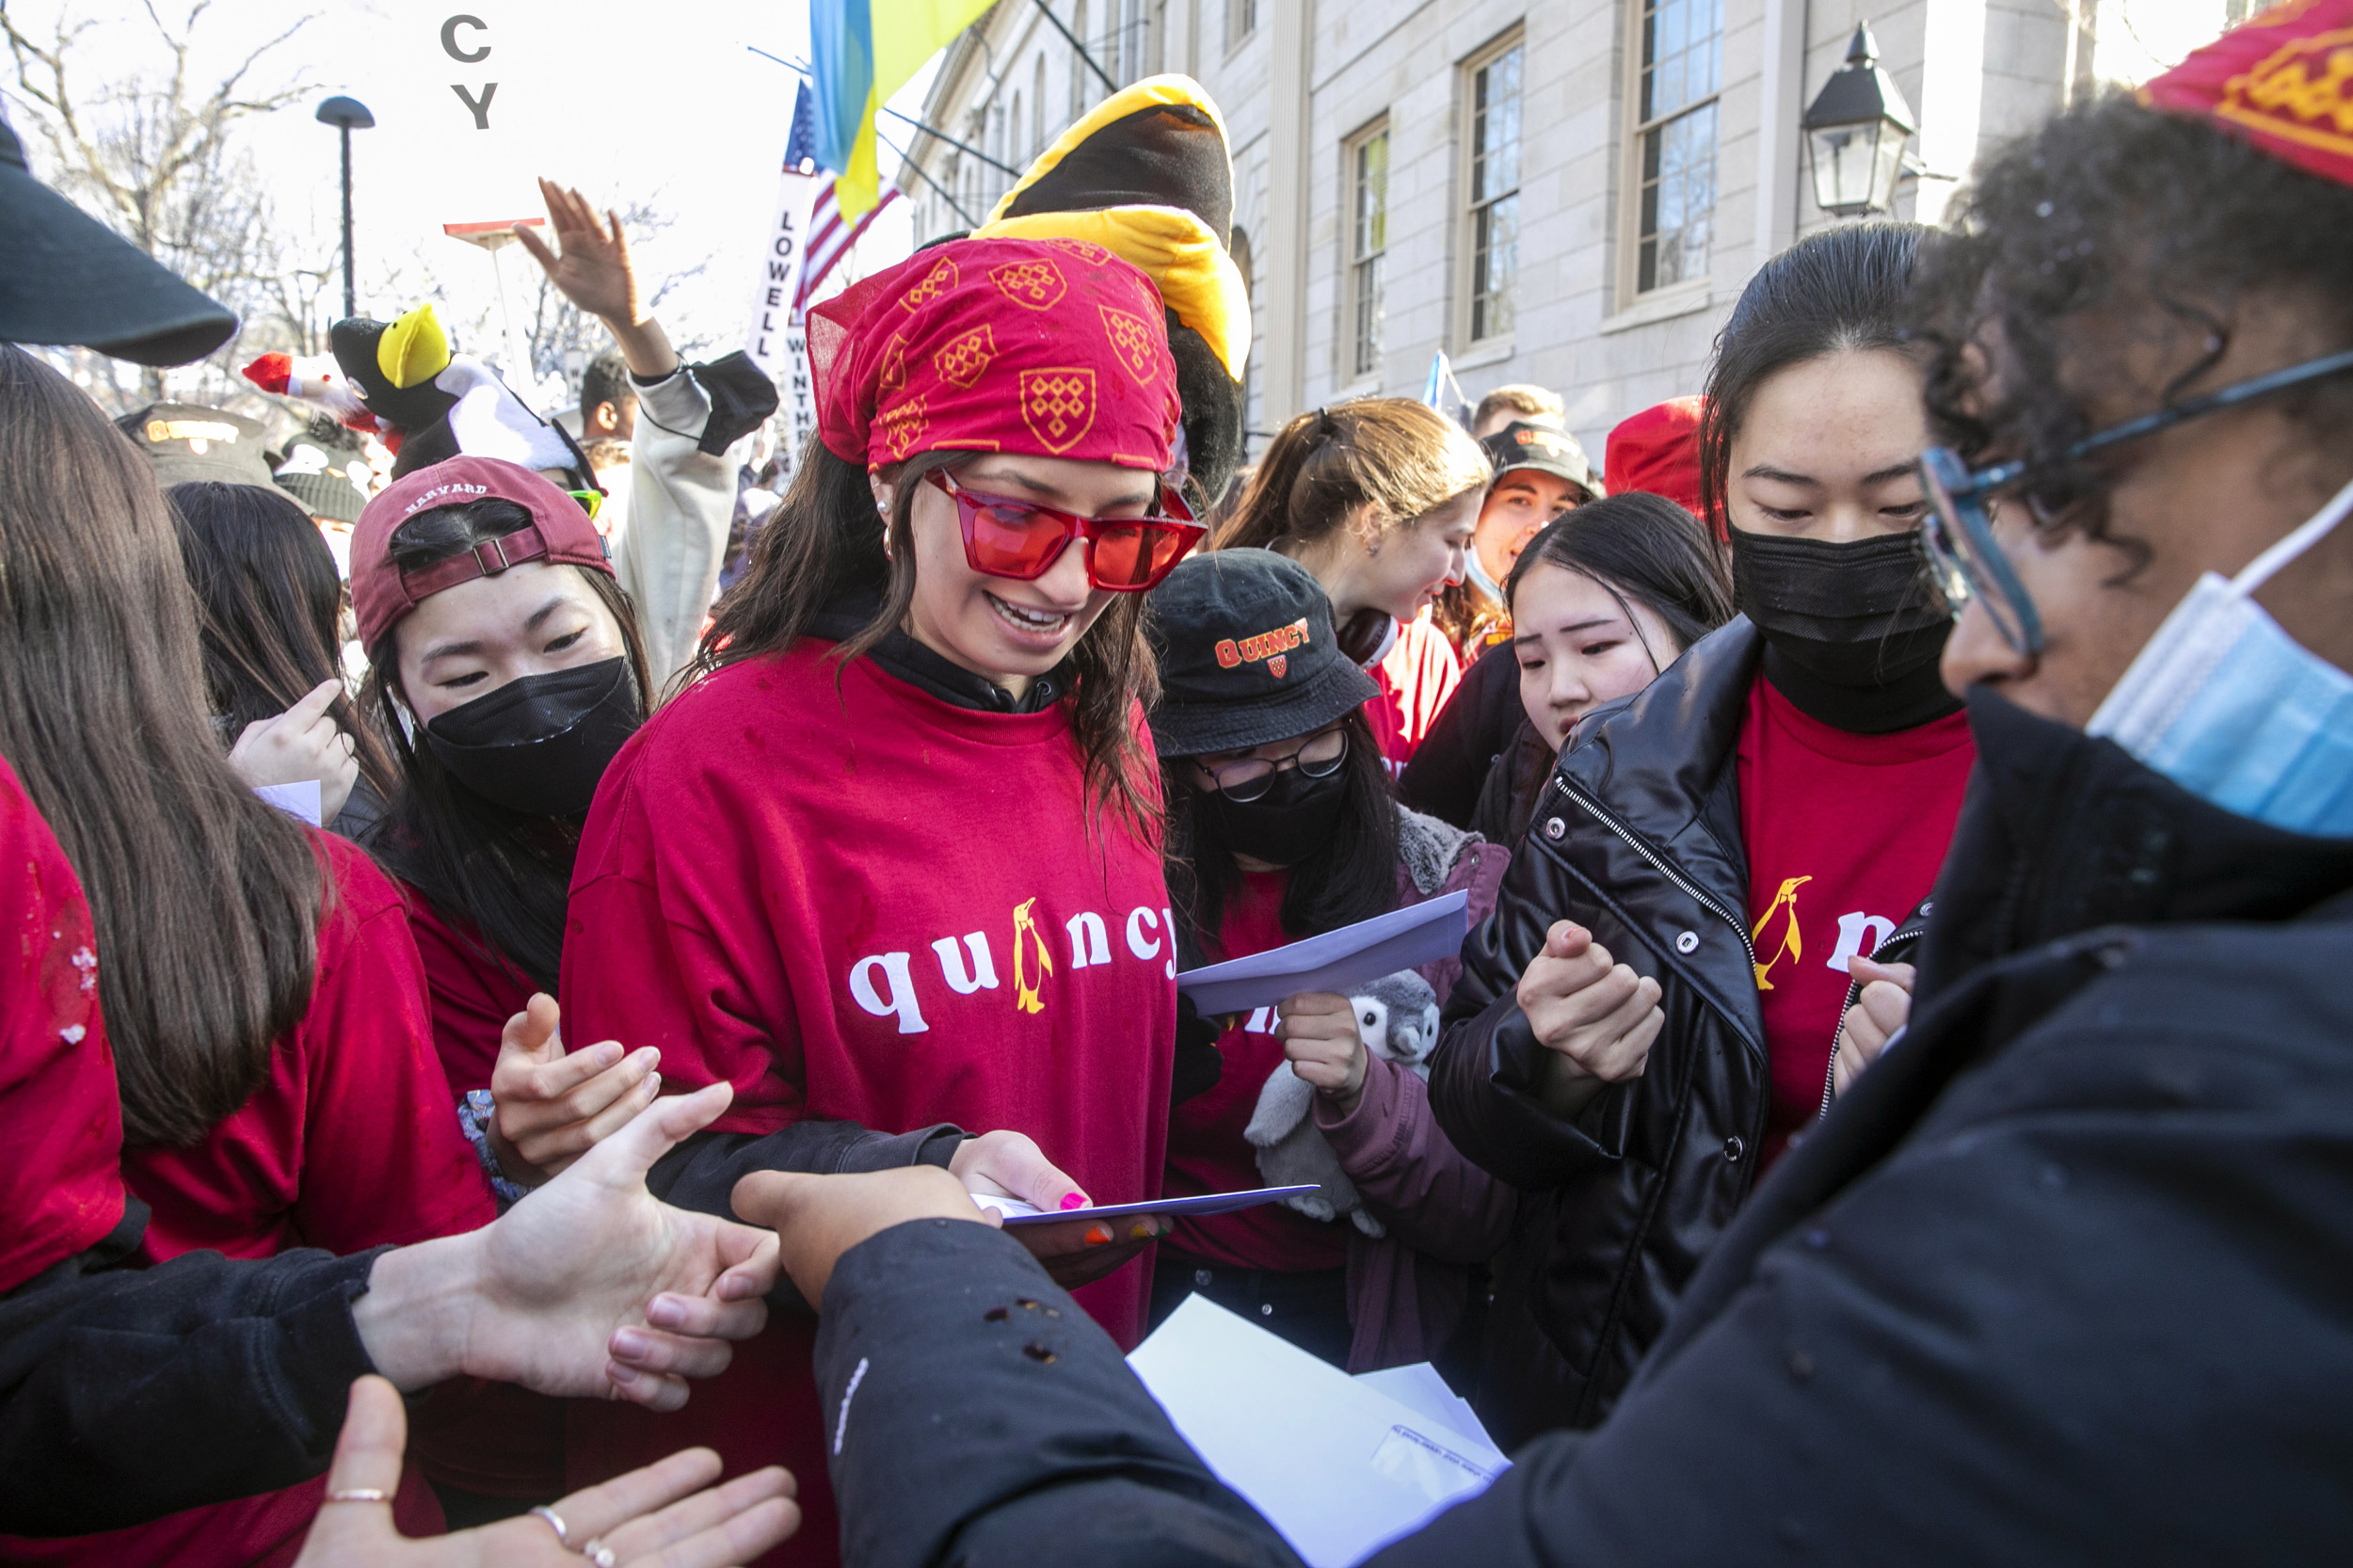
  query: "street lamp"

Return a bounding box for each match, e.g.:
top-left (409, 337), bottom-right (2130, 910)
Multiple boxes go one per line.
top-left (1801, 24), bottom-right (1916, 218)
top-left (315, 96), bottom-right (375, 318)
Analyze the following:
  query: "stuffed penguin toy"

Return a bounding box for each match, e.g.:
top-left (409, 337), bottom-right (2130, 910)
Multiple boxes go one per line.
top-left (318, 303), bottom-right (593, 483)
top-left (1241, 968), bottom-right (1443, 1239)
top-left (968, 76), bottom-right (1250, 515)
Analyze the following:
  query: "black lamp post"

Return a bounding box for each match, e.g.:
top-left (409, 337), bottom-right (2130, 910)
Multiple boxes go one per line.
top-left (314, 96), bottom-right (375, 318)
top-left (1801, 24), bottom-right (1916, 218)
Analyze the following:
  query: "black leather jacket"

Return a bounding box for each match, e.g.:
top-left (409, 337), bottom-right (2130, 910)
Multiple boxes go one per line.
top-left (1430, 616), bottom-right (1931, 1440)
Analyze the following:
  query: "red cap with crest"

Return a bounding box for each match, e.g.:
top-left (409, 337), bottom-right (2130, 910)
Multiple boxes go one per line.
top-left (808, 235), bottom-right (1182, 474)
top-left (2140, 0), bottom-right (2353, 188)
top-left (1605, 396), bottom-right (1707, 523)
top-left (350, 456), bottom-right (612, 650)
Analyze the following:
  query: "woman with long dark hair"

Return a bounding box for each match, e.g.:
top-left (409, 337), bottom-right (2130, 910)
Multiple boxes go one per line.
top-left (168, 479), bottom-right (397, 838)
top-left (1216, 400), bottom-right (1491, 769)
top-left (1147, 550), bottom-right (1513, 1372)
top-left (1473, 492), bottom-right (1736, 842)
top-left (0, 346), bottom-right (495, 1563)
top-left (556, 238), bottom-right (1196, 1562)
top-left (1429, 220), bottom-right (1978, 1445)
top-left (352, 456), bottom-right (659, 1115)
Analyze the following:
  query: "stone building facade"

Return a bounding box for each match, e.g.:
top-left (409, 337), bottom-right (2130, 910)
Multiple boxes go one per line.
top-left (904, 0), bottom-right (2230, 459)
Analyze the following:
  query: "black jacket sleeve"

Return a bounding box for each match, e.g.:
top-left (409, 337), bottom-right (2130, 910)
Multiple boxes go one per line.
top-left (0, 1208), bottom-right (383, 1536)
top-left (648, 1121), bottom-right (968, 1312)
top-left (1427, 836), bottom-right (1630, 1192)
top-left (814, 1220), bottom-right (1301, 1568)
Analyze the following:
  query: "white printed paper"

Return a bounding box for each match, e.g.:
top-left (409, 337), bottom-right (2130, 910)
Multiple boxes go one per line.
top-left (253, 779), bottom-right (323, 828)
top-left (1128, 1295), bottom-right (1508, 1566)
top-left (1175, 890), bottom-right (1470, 1016)
top-left (1353, 1362), bottom-right (1496, 1454)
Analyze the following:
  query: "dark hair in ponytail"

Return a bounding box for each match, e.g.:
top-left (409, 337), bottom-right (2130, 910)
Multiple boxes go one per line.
top-left (695, 438), bottom-right (1163, 845)
top-left (1213, 398), bottom-right (1489, 554)
top-left (361, 499), bottom-right (650, 991)
top-left (1697, 220), bottom-right (1925, 532)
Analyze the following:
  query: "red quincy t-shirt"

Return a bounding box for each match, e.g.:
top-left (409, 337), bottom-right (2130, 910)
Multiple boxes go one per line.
top-left (562, 643), bottom-right (1177, 1567)
top-left (1165, 870), bottom-right (1352, 1272)
top-left (6, 833), bottom-right (493, 1568)
top-left (1737, 675), bottom-right (1975, 1165)
top-left (0, 755), bottom-right (119, 1297)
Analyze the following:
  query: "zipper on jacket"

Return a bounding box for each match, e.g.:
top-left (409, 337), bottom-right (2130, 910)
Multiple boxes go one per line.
top-left (1552, 776), bottom-right (1758, 973)
top-left (1817, 921), bottom-right (1925, 1118)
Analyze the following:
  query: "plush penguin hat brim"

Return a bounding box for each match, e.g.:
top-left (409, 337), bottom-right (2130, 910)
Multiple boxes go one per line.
top-left (973, 76), bottom-right (1250, 509)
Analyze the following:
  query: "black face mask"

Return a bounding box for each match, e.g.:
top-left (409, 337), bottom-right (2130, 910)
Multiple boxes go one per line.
top-left (1207, 765), bottom-right (1349, 865)
top-left (424, 656), bottom-right (643, 817)
top-left (1730, 528), bottom-right (1962, 734)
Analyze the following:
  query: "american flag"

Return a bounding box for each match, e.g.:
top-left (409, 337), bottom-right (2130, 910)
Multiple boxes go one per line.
top-left (786, 81), bottom-right (901, 315)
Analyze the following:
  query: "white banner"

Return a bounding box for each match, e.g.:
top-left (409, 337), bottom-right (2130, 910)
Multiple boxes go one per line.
top-left (745, 164), bottom-right (822, 468)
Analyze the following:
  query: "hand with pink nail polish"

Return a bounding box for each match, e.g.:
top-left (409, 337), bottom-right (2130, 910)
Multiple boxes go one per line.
top-left (948, 1129), bottom-right (1164, 1290)
top-left (488, 993), bottom-right (664, 1182)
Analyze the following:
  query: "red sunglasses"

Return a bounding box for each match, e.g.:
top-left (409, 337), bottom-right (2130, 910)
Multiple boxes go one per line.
top-left (925, 469), bottom-right (1203, 592)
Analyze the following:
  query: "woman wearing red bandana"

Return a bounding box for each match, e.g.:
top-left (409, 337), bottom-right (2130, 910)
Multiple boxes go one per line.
top-left (559, 238), bottom-right (1190, 1563)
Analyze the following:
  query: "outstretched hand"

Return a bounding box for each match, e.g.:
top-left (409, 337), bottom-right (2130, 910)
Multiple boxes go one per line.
top-left (490, 993), bottom-right (661, 1182)
top-left (469, 1082), bottom-right (777, 1409)
top-left (354, 1081), bottom-right (778, 1410)
top-left (515, 179), bottom-right (642, 327)
top-left (293, 1376), bottom-right (797, 1567)
top-left (734, 1167), bottom-right (993, 1311)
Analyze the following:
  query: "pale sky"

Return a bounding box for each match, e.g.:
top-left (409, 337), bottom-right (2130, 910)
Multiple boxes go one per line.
top-left (4, 0), bottom-right (941, 372)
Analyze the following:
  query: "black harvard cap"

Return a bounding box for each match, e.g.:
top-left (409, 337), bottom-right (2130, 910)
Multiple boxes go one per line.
top-left (1481, 420), bottom-right (1600, 501)
top-left (0, 118), bottom-right (237, 366)
top-left (115, 403), bottom-right (274, 489)
top-left (1146, 550), bottom-right (1380, 758)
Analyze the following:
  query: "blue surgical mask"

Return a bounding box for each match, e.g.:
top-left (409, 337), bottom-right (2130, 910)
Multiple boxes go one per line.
top-left (2087, 476), bottom-right (2353, 837)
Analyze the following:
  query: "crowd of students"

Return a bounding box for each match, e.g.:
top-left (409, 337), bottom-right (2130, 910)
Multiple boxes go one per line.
top-left (3, 9), bottom-right (2352, 1563)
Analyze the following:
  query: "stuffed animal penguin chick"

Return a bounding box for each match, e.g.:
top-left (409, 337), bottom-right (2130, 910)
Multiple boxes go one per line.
top-left (1349, 970), bottom-right (1442, 1077)
top-left (1241, 968), bottom-right (1443, 1239)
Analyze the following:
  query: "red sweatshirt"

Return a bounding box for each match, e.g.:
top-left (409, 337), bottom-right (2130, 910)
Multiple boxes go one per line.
top-left (561, 643), bottom-right (1177, 1567)
top-left (397, 882), bottom-right (536, 1096)
top-left (1366, 611), bottom-right (1463, 771)
top-left (0, 756), bottom-right (119, 1296)
top-left (1737, 676), bottom-right (1976, 1164)
top-left (2, 834), bottom-right (495, 1568)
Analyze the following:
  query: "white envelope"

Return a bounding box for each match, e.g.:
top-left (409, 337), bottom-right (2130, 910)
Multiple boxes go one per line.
top-left (1175, 889), bottom-right (1470, 1016)
top-left (1128, 1295), bottom-right (1508, 1567)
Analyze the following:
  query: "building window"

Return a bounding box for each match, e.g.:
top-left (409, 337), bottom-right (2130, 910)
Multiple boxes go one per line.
top-left (1465, 39), bottom-right (1522, 343)
top-left (1070, 0), bottom-right (1091, 120)
top-left (1347, 123), bottom-right (1389, 379)
top-left (1226, 0), bottom-right (1257, 51)
top-left (1632, 0), bottom-right (1721, 293)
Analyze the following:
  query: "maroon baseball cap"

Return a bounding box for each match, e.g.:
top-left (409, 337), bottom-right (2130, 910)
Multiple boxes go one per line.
top-left (351, 456), bottom-right (612, 649)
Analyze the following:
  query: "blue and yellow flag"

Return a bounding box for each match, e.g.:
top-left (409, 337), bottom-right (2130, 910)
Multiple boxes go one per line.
top-left (809, 0), bottom-right (994, 219)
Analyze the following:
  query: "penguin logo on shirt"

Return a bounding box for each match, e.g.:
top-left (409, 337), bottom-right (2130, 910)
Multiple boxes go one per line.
top-left (1751, 875), bottom-right (1811, 990)
top-left (1013, 896), bottom-right (1055, 1015)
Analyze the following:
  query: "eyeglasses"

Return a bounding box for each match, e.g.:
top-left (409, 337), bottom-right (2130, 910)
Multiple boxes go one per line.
top-left (926, 470), bottom-right (1203, 593)
top-left (1917, 345), bottom-right (2353, 658)
top-left (566, 489), bottom-right (604, 523)
top-left (1195, 728), bottom-right (1349, 802)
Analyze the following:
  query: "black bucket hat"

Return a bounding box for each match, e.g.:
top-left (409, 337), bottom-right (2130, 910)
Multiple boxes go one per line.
top-left (115, 402), bottom-right (274, 489)
top-left (1146, 551), bottom-right (1380, 758)
top-left (0, 118), bottom-right (237, 366)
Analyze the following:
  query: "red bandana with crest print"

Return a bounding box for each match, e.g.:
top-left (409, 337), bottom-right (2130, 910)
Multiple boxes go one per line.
top-left (808, 236), bottom-right (1182, 473)
top-left (2140, 0), bottom-right (2353, 189)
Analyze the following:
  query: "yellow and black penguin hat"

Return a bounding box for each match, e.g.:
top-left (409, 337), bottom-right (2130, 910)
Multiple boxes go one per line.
top-left (972, 76), bottom-right (1251, 509)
